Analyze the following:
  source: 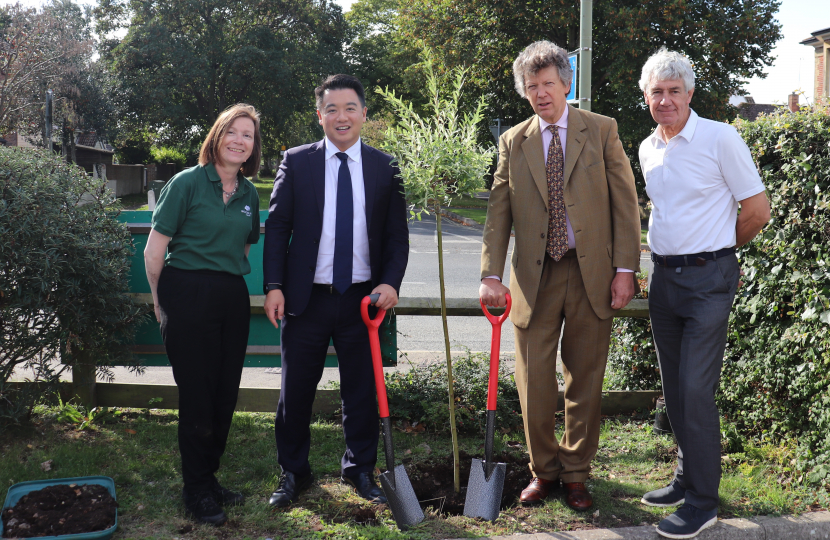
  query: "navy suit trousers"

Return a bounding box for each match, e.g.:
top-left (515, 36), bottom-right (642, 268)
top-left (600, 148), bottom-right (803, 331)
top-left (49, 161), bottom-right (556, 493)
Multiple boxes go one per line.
top-left (275, 281), bottom-right (378, 478)
top-left (649, 253), bottom-right (740, 511)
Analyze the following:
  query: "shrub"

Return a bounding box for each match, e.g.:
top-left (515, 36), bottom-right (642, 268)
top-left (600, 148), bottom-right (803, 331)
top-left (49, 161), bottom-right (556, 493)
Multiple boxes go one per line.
top-left (149, 146), bottom-right (187, 168)
top-left (606, 272), bottom-right (660, 391)
top-left (0, 148), bottom-right (146, 430)
top-left (385, 350), bottom-right (523, 434)
top-left (723, 107), bottom-right (830, 487)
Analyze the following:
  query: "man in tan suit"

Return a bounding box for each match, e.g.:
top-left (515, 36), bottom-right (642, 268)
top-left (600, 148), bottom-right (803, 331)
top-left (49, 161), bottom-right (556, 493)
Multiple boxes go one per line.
top-left (480, 40), bottom-right (640, 510)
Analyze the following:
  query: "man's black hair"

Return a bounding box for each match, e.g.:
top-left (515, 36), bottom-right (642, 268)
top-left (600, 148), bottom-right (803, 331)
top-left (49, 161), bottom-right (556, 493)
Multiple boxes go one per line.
top-left (315, 74), bottom-right (366, 109)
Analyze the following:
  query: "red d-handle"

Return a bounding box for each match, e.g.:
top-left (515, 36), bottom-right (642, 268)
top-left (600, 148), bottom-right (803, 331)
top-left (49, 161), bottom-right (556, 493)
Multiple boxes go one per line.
top-left (361, 295), bottom-right (389, 418)
top-left (481, 293), bottom-right (511, 411)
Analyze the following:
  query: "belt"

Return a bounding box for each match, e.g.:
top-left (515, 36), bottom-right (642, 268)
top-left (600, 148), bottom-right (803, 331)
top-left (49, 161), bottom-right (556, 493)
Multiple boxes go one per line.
top-left (312, 281), bottom-right (371, 294)
top-left (651, 247), bottom-right (735, 267)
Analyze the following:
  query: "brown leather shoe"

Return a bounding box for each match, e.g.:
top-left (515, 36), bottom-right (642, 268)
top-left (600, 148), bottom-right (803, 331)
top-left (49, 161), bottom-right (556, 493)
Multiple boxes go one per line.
top-left (563, 482), bottom-right (593, 511)
top-left (520, 477), bottom-right (559, 506)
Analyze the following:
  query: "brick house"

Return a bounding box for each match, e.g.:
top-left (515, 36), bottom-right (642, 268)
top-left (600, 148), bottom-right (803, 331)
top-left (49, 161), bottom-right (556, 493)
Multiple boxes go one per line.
top-left (801, 26), bottom-right (830, 106)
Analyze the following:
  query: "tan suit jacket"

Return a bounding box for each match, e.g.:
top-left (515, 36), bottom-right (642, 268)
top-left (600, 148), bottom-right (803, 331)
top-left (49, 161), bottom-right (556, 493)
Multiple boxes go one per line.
top-left (481, 106), bottom-right (640, 327)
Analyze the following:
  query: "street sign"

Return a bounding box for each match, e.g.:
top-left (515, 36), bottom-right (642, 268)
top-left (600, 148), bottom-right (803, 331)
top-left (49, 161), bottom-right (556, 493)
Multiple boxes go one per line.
top-left (567, 53), bottom-right (578, 103)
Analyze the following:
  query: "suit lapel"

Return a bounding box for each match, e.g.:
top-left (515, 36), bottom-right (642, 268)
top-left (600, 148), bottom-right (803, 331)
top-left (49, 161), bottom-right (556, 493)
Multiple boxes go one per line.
top-left (308, 140), bottom-right (326, 220)
top-left (520, 118), bottom-right (549, 209)
top-left (564, 106), bottom-right (587, 188)
top-left (361, 143), bottom-right (376, 229)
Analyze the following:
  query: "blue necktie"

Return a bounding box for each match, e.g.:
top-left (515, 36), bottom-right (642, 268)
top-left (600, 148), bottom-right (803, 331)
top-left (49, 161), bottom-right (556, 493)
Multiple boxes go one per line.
top-left (332, 152), bottom-right (353, 294)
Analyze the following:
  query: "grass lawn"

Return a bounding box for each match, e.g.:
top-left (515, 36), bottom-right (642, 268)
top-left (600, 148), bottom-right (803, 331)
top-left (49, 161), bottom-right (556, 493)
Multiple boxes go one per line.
top-left (641, 228), bottom-right (648, 245)
top-left (1, 408), bottom-right (823, 539)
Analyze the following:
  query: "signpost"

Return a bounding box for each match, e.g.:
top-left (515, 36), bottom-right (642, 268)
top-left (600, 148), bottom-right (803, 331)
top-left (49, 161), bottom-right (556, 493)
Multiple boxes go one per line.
top-left (567, 53), bottom-right (578, 104)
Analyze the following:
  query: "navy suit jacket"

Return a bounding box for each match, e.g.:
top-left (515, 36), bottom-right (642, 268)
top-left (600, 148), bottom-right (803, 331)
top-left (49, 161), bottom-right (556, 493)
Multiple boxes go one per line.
top-left (263, 139), bottom-right (409, 317)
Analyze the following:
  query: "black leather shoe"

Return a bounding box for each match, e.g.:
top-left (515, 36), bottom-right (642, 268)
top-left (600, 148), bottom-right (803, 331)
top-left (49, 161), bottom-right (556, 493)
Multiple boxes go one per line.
top-left (269, 471), bottom-right (313, 507)
top-left (183, 489), bottom-right (227, 525)
top-left (212, 480), bottom-right (245, 507)
top-left (341, 472), bottom-right (387, 504)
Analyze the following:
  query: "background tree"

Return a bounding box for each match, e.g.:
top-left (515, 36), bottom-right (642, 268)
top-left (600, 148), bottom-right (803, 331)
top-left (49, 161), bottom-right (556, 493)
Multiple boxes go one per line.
top-left (397, 0), bottom-right (783, 192)
top-left (0, 2), bottom-right (92, 138)
top-left (96, 0), bottom-right (348, 165)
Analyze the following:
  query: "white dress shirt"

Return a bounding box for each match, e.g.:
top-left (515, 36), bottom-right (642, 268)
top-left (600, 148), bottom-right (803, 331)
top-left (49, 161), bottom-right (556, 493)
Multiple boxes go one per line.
top-left (314, 137), bottom-right (372, 285)
top-left (639, 109), bottom-right (765, 256)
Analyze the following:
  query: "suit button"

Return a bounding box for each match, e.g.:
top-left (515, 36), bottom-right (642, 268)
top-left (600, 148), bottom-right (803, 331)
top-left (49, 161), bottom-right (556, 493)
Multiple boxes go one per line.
top-left (313, 239), bottom-right (318, 244)
top-left (537, 260), bottom-right (542, 265)
top-left (308, 266), bottom-right (313, 271)
top-left (540, 233), bottom-right (545, 238)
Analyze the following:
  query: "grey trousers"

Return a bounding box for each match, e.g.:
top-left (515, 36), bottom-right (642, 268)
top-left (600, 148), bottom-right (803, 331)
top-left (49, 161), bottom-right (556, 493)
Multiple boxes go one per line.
top-left (649, 253), bottom-right (739, 511)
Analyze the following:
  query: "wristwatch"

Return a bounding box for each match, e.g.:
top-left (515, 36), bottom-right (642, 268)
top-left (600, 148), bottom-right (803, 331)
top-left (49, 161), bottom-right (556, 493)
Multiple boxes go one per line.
top-left (264, 283), bottom-right (282, 294)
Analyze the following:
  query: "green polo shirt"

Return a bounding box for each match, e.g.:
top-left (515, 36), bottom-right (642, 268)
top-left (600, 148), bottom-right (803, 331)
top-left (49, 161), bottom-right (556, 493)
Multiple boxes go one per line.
top-left (151, 163), bottom-right (260, 275)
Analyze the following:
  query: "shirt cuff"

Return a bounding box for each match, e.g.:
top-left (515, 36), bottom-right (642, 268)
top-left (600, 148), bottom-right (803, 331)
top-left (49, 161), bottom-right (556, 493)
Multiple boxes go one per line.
top-left (482, 275), bottom-right (501, 281)
top-left (616, 268), bottom-right (634, 273)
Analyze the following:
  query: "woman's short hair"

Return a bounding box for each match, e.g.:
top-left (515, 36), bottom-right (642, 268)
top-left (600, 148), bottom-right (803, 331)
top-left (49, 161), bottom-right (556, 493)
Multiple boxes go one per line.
top-left (513, 41), bottom-right (573, 98)
top-left (199, 103), bottom-right (262, 177)
top-left (639, 48), bottom-right (696, 92)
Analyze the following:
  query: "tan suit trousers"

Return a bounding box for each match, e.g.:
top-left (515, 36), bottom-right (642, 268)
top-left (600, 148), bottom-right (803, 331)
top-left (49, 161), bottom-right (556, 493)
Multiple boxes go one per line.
top-left (515, 250), bottom-right (613, 484)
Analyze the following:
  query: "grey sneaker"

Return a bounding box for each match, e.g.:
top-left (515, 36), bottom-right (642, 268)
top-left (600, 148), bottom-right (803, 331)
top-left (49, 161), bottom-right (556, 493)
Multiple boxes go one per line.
top-left (657, 504), bottom-right (718, 539)
top-left (641, 480), bottom-right (686, 507)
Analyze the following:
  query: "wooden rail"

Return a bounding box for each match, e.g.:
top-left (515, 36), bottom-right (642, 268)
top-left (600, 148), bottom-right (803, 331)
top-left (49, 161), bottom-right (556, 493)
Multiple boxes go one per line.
top-left (65, 296), bottom-right (651, 411)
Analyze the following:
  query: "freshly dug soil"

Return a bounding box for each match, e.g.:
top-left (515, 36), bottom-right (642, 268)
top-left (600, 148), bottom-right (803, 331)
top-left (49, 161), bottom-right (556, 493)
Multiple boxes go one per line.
top-left (407, 450), bottom-right (532, 515)
top-left (2, 484), bottom-right (117, 538)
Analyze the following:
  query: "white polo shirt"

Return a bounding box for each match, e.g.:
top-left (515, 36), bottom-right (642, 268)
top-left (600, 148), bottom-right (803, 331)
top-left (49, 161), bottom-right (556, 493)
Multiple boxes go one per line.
top-left (639, 109), bottom-right (765, 256)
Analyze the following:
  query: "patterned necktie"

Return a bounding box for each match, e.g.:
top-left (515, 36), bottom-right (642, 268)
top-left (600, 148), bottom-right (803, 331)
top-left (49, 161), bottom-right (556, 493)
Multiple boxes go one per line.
top-left (545, 124), bottom-right (568, 261)
top-left (332, 152), bottom-right (353, 294)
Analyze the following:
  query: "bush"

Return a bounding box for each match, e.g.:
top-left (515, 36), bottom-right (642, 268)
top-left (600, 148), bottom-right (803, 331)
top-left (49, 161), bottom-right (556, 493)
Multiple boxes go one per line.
top-left (606, 272), bottom-right (660, 391)
top-left (0, 148), bottom-right (147, 430)
top-left (722, 107), bottom-right (830, 486)
top-left (385, 350), bottom-right (523, 434)
top-left (149, 146), bottom-right (187, 168)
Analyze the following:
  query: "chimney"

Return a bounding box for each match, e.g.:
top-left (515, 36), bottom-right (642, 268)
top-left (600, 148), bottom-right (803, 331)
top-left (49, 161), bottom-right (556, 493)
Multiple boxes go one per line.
top-left (788, 93), bottom-right (799, 113)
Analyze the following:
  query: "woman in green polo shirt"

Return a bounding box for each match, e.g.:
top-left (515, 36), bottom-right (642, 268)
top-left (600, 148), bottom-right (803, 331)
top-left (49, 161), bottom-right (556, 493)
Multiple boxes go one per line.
top-left (144, 103), bottom-right (261, 526)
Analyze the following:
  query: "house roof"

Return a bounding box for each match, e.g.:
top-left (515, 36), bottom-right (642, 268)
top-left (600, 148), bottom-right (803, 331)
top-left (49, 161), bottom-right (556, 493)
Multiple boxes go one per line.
top-left (800, 26), bottom-right (830, 46)
top-left (737, 103), bottom-right (782, 122)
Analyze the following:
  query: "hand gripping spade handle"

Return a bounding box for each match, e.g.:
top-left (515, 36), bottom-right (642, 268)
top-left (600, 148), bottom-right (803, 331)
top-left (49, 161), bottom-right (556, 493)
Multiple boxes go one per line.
top-left (361, 294), bottom-right (425, 529)
top-left (463, 293), bottom-right (512, 521)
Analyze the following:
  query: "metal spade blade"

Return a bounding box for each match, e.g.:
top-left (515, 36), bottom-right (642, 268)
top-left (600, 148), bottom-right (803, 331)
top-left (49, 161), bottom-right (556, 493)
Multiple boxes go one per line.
top-left (379, 464), bottom-right (425, 529)
top-left (464, 458), bottom-right (506, 521)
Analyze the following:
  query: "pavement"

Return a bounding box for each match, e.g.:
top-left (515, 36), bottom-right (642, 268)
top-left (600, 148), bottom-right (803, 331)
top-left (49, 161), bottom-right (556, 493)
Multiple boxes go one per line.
top-left (451, 510), bottom-right (830, 539)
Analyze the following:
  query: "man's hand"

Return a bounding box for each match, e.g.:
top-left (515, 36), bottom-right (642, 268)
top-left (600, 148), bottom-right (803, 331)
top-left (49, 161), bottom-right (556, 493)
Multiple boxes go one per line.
top-left (479, 277), bottom-right (510, 307)
top-left (264, 289), bottom-right (285, 329)
top-left (610, 272), bottom-right (635, 310)
top-left (371, 284), bottom-right (398, 310)
top-left (154, 304), bottom-right (161, 323)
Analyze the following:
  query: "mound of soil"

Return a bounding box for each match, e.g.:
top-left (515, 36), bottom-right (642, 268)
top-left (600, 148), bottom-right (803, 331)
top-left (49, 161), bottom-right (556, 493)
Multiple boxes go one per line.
top-left (2, 484), bottom-right (117, 538)
top-left (406, 450), bottom-right (532, 515)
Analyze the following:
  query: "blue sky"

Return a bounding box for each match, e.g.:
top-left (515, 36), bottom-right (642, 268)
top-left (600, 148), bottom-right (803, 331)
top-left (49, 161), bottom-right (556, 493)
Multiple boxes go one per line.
top-left (7, 0), bottom-right (829, 105)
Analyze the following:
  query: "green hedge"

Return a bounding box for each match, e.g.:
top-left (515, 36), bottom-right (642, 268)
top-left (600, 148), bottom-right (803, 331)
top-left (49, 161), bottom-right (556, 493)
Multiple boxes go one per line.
top-left (607, 107), bottom-right (830, 486)
top-left (725, 108), bottom-right (830, 486)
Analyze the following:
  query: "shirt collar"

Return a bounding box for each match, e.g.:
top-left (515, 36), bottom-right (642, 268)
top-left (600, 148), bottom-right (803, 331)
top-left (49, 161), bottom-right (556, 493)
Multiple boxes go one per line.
top-left (324, 137), bottom-right (362, 163)
top-left (647, 108), bottom-right (699, 147)
top-left (538, 105), bottom-right (569, 132)
top-left (202, 162), bottom-right (249, 194)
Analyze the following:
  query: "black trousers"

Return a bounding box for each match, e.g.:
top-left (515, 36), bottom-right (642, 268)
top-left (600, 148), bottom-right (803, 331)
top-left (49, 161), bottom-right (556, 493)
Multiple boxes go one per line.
top-left (158, 266), bottom-right (250, 493)
top-left (649, 253), bottom-right (740, 511)
top-left (275, 281), bottom-right (378, 478)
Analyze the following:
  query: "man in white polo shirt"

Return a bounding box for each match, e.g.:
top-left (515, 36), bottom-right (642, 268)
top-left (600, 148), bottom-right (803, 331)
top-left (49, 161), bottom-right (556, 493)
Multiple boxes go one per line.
top-left (637, 48), bottom-right (770, 539)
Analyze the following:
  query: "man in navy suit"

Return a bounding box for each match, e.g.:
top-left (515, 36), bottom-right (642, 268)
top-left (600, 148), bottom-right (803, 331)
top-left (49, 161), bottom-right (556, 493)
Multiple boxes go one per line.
top-left (263, 74), bottom-right (409, 507)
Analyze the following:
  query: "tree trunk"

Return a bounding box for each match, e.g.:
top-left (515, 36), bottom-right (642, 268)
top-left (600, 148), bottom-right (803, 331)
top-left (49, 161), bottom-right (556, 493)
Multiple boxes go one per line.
top-left (435, 198), bottom-right (461, 493)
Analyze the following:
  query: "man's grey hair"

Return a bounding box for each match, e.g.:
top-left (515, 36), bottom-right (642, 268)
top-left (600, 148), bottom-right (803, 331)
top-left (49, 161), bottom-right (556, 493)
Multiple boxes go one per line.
top-left (513, 41), bottom-right (573, 98)
top-left (639, 48), bottom-right (695, 92)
